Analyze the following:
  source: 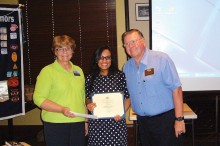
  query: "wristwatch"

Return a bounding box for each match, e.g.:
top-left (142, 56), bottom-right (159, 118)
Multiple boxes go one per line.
top-left (175, 116), bottom-right (184, 121)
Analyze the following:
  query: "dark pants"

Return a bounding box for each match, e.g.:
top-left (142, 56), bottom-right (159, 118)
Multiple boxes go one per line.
top-left (137, 109), bottom-right (183, 146)
top-left (43, 121), bottom-right (85, 146)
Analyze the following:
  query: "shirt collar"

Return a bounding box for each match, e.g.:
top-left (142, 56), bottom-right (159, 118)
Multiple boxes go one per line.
top-left (54, 60), bottom-right (74, 73)
top-left (140, 48), bottom-right (149, 66)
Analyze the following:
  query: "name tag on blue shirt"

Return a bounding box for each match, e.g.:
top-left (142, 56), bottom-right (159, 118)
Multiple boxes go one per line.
top-left (145, 68), bottom-right (154, 76)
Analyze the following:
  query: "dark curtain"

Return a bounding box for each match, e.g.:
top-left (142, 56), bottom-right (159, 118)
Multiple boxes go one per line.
top-left (19, 0), bottom-right (117, 85)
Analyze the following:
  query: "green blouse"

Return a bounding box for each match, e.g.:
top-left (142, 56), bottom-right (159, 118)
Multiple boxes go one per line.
top-left (33, 60), bottom-right (86, 123)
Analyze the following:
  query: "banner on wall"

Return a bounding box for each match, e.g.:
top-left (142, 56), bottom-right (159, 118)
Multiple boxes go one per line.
top-left (0, 5), bottom-right (25, 120)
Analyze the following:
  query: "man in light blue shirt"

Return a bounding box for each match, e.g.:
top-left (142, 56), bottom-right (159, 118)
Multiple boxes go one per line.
top-left (122, 29), bottom-right (185, 146)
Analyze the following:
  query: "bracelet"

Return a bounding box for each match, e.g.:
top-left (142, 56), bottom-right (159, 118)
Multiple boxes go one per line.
top-left (85, 121), bottom-right (88, 123)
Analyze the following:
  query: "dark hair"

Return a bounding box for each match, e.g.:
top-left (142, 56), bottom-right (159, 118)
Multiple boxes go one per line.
top-left (88, 46), bottom-right (119, 90)
top-left (91, 45), bottom-right (119, 75)
top-left (121, 29), bottom-right (144, 44)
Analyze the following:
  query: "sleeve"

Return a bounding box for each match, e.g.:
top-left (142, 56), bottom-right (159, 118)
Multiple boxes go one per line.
top-left (162, 56), bottom-right (182, 90)
top-left (33, 67), bottom-right (52, 107)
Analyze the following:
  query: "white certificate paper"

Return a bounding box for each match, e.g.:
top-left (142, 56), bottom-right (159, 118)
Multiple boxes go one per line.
top-left (0, 80), bottom-right (9, 102)
top-left (69, 111), bottom-right (98, 119)
top-left (92, 92), bottom-right (125, 119)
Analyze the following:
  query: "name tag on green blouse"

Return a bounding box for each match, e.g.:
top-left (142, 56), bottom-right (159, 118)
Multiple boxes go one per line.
top-left (73, 71), bottom-right (80, 76)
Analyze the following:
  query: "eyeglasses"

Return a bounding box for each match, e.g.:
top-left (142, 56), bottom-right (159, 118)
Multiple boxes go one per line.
top-left (99, 56), bottom-right (111, 61)
top-left (123, 38), bottom-right (143, 47)
top-left (56, 47), bottom-right (72, 52)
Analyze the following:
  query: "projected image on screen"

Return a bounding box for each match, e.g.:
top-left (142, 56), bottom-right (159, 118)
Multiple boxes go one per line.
top-left (151, 0), bottom-right (220, 91)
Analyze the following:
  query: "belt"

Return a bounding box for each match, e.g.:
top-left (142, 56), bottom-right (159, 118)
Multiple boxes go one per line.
top-left (138, 109), bottom-right (174, 118)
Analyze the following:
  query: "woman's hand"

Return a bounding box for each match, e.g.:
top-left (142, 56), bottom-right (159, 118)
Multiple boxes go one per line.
top-left (62, 107), bottom-right (75, 118)
top-left (85, 122), bottom-right (88, 136)
top-left (87, 103), bottom-right (96, 112)
top-left (114, 115), bottom-right (122, 121)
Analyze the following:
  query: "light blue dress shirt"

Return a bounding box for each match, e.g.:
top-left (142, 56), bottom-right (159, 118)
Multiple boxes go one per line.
top-left (123, 49), bottom-right (182, 116)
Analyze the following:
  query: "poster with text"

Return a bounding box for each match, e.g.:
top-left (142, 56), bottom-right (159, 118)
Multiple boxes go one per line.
top-left (0, 5), bottom-right (24, 120)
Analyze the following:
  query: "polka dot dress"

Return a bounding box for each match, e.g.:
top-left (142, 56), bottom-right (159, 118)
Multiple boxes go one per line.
top-left (86, 71), bottom-right (129, 146)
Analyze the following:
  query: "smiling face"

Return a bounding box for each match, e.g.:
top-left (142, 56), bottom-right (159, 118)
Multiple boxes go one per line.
top-left (52, 35), bottom-right (76, 64)
top-left (123, 31), bottom-right (146, 61)
top-left (98, 49), bottom-right (112, 76)
top-left (55, 47), bottom-right (73, 64)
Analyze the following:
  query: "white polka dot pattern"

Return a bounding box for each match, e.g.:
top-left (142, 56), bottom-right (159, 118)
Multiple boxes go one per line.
top-left (85, 71), bottom-right (129, 146)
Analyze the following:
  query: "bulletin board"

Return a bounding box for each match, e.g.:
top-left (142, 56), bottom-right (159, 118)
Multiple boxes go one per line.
top-left (0, 5), bottom-right (24, 120)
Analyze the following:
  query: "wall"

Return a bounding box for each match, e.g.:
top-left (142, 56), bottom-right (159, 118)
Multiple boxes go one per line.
top-left (0, 0), bottom-right (150, 126)
top-left (0, 0), bottom-right (18, 4)
top-left (127, 0), bottom-right (150, 48)
top-left (116, 0), bottom-right (127, 70)
top-left (117, 0), bottom-right (150, 70)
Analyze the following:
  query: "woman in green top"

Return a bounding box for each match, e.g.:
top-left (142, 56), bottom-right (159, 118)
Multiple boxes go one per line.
top-left (33, 35), bottom-right (87, 146)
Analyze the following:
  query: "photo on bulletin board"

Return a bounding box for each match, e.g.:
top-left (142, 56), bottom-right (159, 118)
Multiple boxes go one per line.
top-left (135, 3), bottom-right (149, 21)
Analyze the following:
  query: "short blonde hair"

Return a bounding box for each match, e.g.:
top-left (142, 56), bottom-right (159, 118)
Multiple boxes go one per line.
top-left (51, 35), bottom-right (76, 53)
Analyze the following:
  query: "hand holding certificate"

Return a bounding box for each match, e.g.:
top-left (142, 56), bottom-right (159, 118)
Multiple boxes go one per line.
top-left (69, 111), bottom-right (98, 119)
top-left (92, 92), bottom-right (125, 119)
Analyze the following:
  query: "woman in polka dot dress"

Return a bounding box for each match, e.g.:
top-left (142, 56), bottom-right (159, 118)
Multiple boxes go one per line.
top-left (85, 46), bottom-right (131, 146)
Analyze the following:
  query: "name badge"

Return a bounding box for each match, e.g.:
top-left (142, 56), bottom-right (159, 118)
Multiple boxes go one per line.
top-left (73, 71), bottom-right (80, 76)
top-left (145, 68), bottom-right (154, 76)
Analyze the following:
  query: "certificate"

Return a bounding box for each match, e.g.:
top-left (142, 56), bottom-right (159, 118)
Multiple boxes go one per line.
top-left (69, 111), bottom-right (98, 119)
top-left (92, 92), bottom-right (125, 119)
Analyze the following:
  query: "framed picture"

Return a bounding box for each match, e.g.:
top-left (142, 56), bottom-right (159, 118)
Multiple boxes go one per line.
top-left (135, 3), bottom-right (149, 21)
